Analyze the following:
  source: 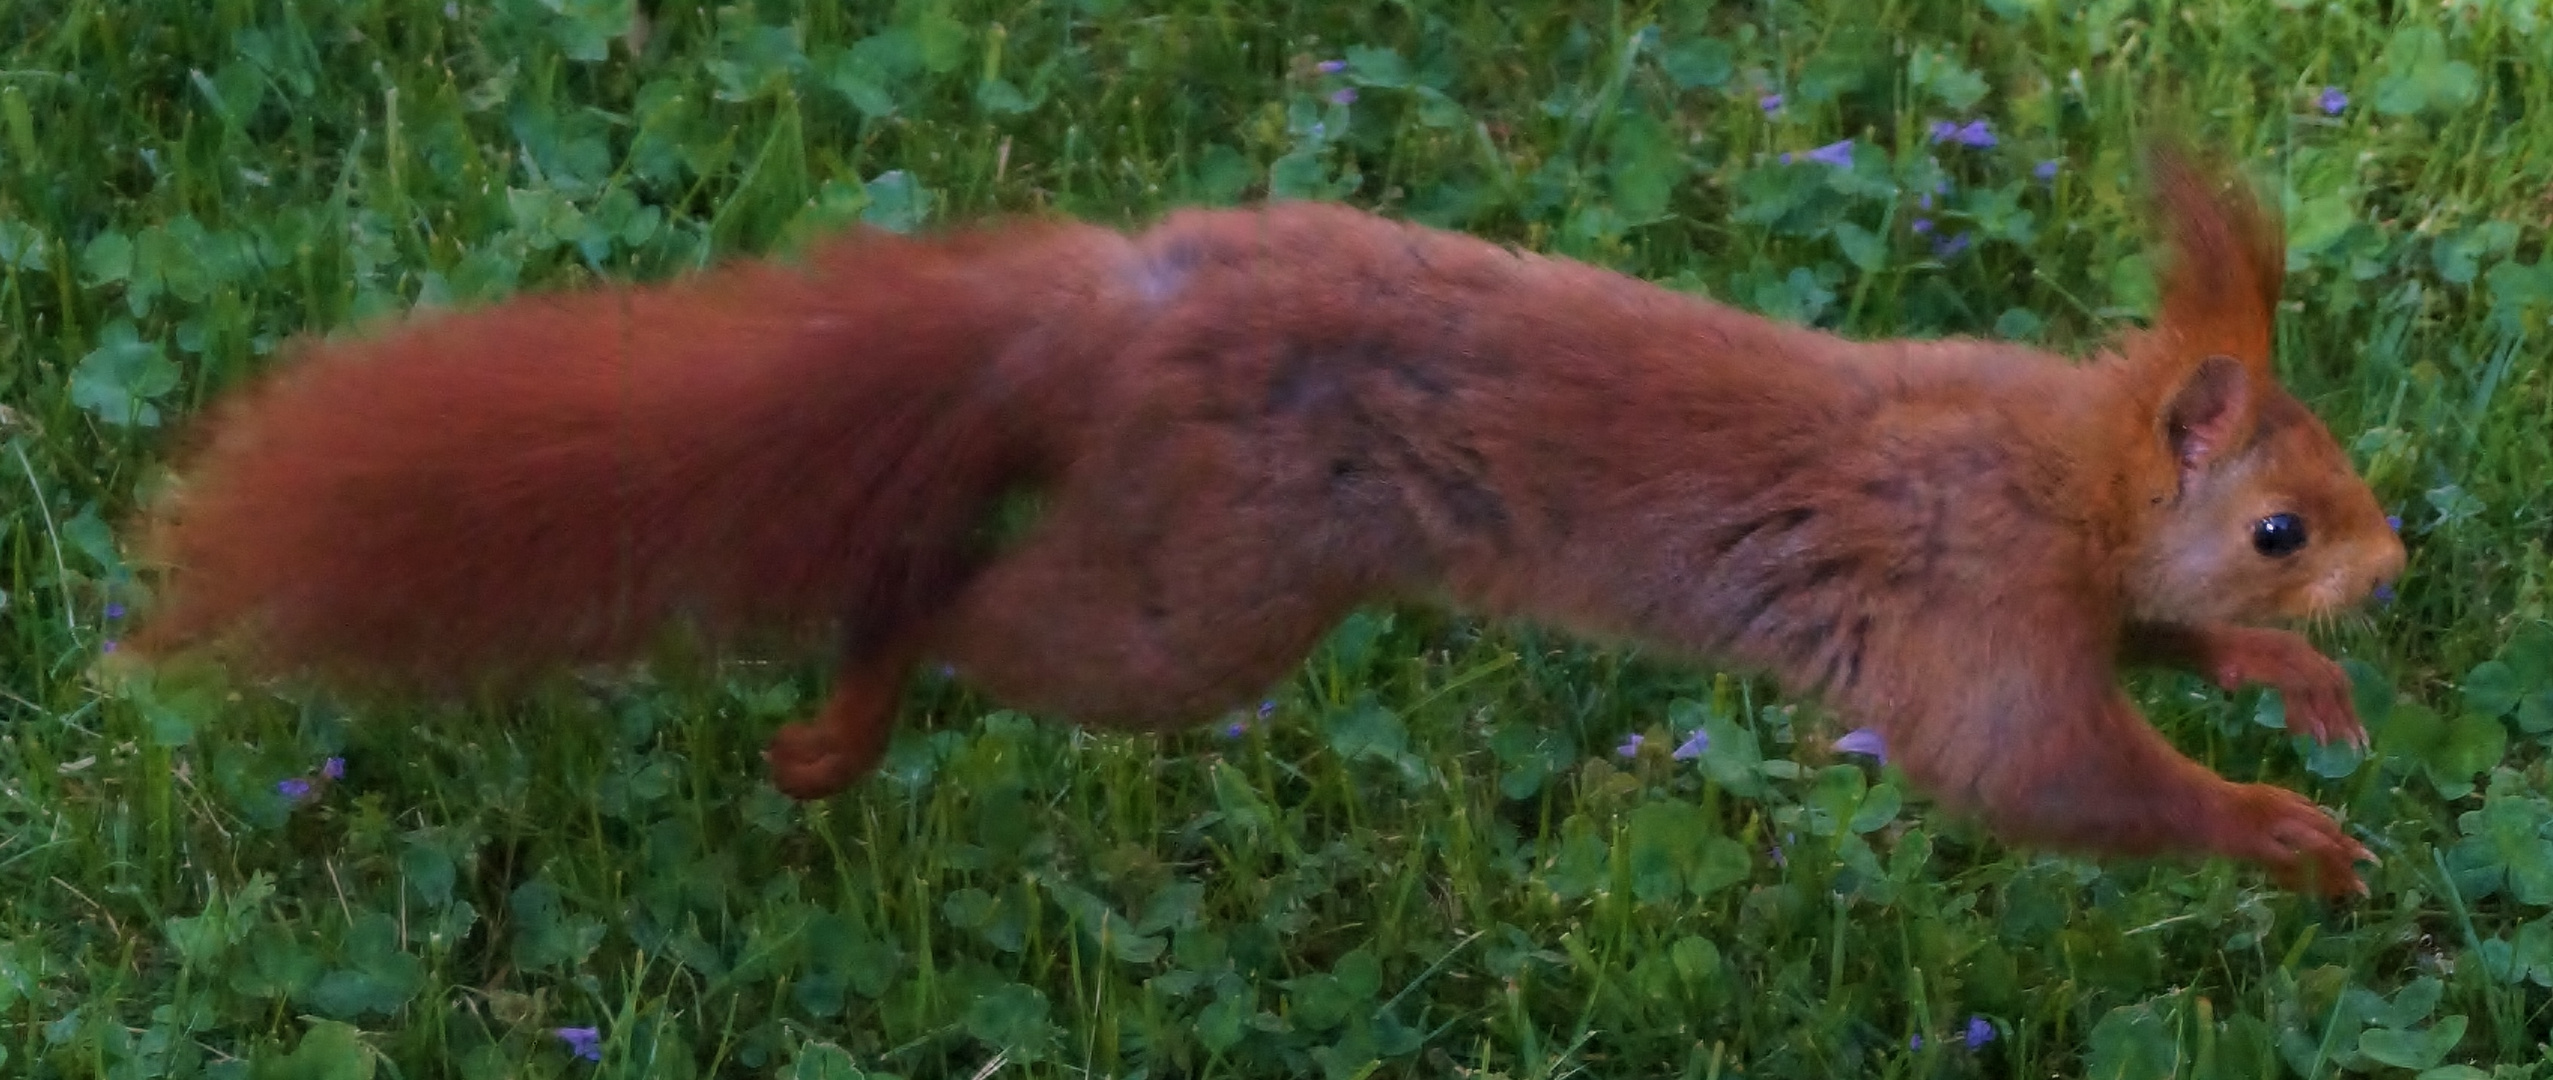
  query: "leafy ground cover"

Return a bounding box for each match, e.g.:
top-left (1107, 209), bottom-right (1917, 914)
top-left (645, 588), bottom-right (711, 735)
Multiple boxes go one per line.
top-left (3, 0), bottom-right (2552, 1076)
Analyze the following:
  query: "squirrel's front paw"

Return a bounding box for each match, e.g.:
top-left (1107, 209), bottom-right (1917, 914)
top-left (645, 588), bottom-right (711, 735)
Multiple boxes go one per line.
top-left (2213, 782), bottom-right (2373, 898)
top-left (2208, 627), bottom-right (2365, 749)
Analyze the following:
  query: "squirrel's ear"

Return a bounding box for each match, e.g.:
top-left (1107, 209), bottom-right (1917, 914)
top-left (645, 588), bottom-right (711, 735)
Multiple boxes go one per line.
top-left (2146, 142), bottom-right (2285, 383)
top-left (2160, 353), bottom-right (2253, 487)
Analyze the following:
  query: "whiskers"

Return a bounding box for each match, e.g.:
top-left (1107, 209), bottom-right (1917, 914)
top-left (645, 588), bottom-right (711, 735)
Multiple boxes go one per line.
top-left (2328, 606), bottom-right (2380, 636)
top-left (2289, 604), bottom-right (2377, 643)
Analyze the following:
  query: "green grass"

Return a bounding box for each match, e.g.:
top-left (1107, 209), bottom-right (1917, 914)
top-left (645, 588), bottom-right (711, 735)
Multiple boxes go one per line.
top-left (3, 0), bottom-right (2552, 1076)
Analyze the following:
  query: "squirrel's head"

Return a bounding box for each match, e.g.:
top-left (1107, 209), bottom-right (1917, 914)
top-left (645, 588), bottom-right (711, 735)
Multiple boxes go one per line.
top-left (2116, 144), bottom-right (2406, 627)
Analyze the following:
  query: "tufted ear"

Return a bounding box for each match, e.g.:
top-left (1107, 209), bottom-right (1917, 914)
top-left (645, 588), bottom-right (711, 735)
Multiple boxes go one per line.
top-left (2159, 353), bottom-right (2253, 492)
top-left (2146, 141), bottom-right (2286, 384)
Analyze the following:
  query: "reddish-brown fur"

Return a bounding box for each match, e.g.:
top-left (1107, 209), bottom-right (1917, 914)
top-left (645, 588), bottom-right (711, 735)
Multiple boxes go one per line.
top-left (133, 146), bottom-right (2404, 896)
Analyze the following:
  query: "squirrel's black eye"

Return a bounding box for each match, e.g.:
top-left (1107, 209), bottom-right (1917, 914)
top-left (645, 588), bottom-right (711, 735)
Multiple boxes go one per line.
top-left (2252, 512), bottom-right (2309, 558)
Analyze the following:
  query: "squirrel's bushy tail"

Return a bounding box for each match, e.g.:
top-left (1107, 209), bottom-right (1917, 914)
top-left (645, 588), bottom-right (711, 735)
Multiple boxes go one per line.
top-left (133, 223), bottom-right (1096, 686)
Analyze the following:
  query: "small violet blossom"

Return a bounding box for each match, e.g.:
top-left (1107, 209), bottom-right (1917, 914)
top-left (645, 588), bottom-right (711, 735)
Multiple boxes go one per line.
top-left (1932, 231), bottom-right (1973, 259)
top-left (1804, 139), bottom-right (1855, 168)
top-left (2319, 86), bottom-right (2348, 116)
top-left (1672, 729), bottom-right (1710, 760)
top-left (1224, 702), bottom-right (1273, 739)
top-left (1965, 1016), bottom-right (1996, 1049)
top-left (555, 1026), bottom-right (603, 1063)
top-left (1758, 92), bottom-right (1784, 115)
top-left (1910, 1034), bottom-right (1924, 1050)
top-left (1329, 87), bottom-right (1357, 106)
top-left (323, 756), bottom-right (346, 781)
top-left (277, 777), bottom-right (313, 802)
top-left (1316, 59), bottom-right (1347, 74)
top-left (1928, 119), bottom-right (1996, 148)
top-left (2374, 583), bottom-right (2397, 606)
top-left (101, 640), bottom-right (118, 654)
top-left (2034, 159), bottom-right (2060, 182)
top-left (105, 602), bottom-right (126, 620)
top-left (1834, 727), bottom-right (1888, 764)
top-left (1615, 732), bottom-right (1645, 757)
top-left (1911, 217), bottom-right (1936, 235)
top-left (2386, 514), bottom-right (2402, 532)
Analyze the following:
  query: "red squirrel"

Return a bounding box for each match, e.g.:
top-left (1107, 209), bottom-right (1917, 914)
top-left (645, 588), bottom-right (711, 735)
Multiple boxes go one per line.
top-left (131, 144), bottom-right (2403, 896)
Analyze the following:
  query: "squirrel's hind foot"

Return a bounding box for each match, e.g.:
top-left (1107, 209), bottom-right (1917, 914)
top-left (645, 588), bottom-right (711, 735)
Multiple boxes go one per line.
top-left (762, 650), bottom-right (913, 799)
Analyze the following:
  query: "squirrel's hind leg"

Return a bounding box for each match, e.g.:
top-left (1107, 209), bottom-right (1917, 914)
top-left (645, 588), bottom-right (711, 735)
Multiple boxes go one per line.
top-left (765, 642), bottom-right (922, 799)
top-left (929, 505), bottom-right (1364, 731)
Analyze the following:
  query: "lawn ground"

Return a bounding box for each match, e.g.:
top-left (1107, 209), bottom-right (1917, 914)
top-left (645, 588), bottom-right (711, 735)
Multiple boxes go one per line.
top-left (3, 1), bottom-right (2552, 1077)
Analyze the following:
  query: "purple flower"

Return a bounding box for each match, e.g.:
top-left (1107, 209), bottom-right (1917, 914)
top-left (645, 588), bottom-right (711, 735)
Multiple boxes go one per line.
top-left (1965, 1016), bottom-right (1995, 1049)
top-left (1672, 729), bottom-right (1710, 760)
top-left (1759, 93), bottom-right (1784, 114)
top-left (937, 664), bottom-right (956, 679)
top-left (104, 602), bottom-right (126, 620)
top-left (555, 1026), bottom-right (602, 1063)
top-left (277, 777), bottom-right (313, 801)
top-left (1329, 87), bottom-right (1357, 106)
top-left (1917, 190), bottom-right (1934, 211)
top-left (323, 756), bottom-right (345, 780)
top-left (1616, 732), bottom-right (1645, 757)
top-left (1834, 727), bottom-right (1888, 764)
top-left (2320, 86), bottom-right (2348, 115)
top-left (1258, 700), bottom-right (1277, 720)
top-left (1805, 139), bottom-right (1854, 168)
top-left (2374, 583), bottom-right (2396, 605)
top-left (1910, 1033), bottom-right (1924, 1050)
top-left (101, 640), bottom-right (118, 654)
top-left (2034, 159), bottom-right (2060, 181)
top-left (1316, 59), bottom-right (1346, 74)
top-left (1932, 231), bottom-right (1972, 259)
top-left (1928, 119), bottom-right (1996, 148)
top-left (1223, 720), bottom-right (1248, 739)
top-left (2385, 514), bottom-right (2402, 532)
top-left (1911, 217), bottom-right (1935, 235)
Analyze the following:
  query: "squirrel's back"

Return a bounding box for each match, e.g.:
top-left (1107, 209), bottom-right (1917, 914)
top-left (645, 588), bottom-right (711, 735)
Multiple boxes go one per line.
top-left (1077, 203), bottom-right (2108, 657)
